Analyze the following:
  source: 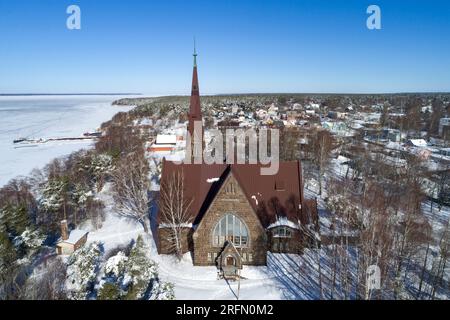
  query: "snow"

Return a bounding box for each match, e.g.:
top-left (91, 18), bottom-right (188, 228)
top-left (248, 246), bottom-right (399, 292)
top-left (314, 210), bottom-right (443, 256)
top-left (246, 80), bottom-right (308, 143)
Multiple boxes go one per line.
top-left (267, 217), bottom-right (299, 230)
top-left (79, 189), bottom-right (325, 300)
top-left (64, 229), bottom-right (88, 245)
top-left (0, 95), bottom-right (134, 187)
top-left (80, 183), bottom-right (145, 254)
top-left (59, 146), bottom-right (450, 300)
top-left (156, 134), bottom-right (177, 144)
top-left (150, 143), bottom-right (176, 148)
top-left (158, 223), bottom-right (193, 229)
top-left (408, 139), bottom-right (428, 147)
top-left (206, 177), bottom-right (220, 183)
top-left (104, 252), bottom-right (128, 277)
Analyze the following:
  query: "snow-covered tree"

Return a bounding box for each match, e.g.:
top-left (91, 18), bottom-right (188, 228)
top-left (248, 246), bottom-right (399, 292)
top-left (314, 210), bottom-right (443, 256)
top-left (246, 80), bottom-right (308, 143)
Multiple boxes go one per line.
top-left (159, 170), bottom-right (193, 258)
top-left (23, 258), bottom-right (67, 300)
top-left (104, 251), bottom-right (128, 278)
top-left (96, 236), bottom-right (175, 300)
top-left (14, 228), bottom-right (45, 253)
top-left (111, 152), bottom-right (151, 233)
top-left (123, 236), bottom-right (158, 299)
top-left (149, 281), bottom-right (175, 300)
top-left (97, 282), bottom-right (121, 300)
top-left (66, 242), bottom-right (103, 300)
top-left (39, 178), bottom-right (68, 214)
top-left (0, 231), bottom-right (17, 283)
top-left (81, 153), bottom-right (114, 192)
top-left (0, 204), bottom-right (30, 236)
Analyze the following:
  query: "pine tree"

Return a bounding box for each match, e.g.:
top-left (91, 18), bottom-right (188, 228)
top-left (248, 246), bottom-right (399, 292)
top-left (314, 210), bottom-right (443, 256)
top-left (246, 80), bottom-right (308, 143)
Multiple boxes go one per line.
top-left (10, 205), bottom-right (29, 236)
top-left (0, 231), bottom-right (17, 282)
top-left (97, 282), bottom-right (121, 300)
top-left (66, 242), bottom-right (102, 300)
top-left (124, 235), bottom-right (158, 299)
top-left (0, 205), bottom-right (12, 233)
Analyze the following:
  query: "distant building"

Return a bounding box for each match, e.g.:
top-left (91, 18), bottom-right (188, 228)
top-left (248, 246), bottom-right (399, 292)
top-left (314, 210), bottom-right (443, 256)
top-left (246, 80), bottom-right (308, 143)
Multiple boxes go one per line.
top-left (407, 139), bottom-right (428, 148)
top-left (149, 134), bottom-right (177, 153)
top-left (327, 111), bottom-right (346, 120)
top-left (386, 129), bottom-right (401, 142)
top-left (56, 220), bottom-right (88, 255)
top-left (439, 118), bottom-right (450, 136)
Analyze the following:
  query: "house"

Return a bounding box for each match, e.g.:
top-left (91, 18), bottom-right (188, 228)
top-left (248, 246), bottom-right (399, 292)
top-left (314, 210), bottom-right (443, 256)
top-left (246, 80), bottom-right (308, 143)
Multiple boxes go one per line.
top-left (407, 139), bottom-right (428, 148)
top-left (56, 220), bottom-right (88, 255)
top-left (157, 50), bottom-right (318, 272)
top-left (386, 129), bottom-right (401, 142)
top-left (439, 118), bottom-right (450, 136)
top-left (149, 134), bottom-right (177, 153)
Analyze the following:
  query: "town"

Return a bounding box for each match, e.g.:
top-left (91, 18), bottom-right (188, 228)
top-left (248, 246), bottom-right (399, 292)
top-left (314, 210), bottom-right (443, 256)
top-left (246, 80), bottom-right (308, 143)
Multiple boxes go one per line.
top-left (5, 50), bottom-right (449, 300)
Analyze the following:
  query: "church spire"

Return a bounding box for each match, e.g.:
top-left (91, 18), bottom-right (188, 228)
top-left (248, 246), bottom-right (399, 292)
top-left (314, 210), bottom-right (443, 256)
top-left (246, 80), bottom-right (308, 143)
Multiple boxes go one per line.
top-left (193, 37), bottom-right (197, 67)
top-left (188, 39), bottom-right (203, 144)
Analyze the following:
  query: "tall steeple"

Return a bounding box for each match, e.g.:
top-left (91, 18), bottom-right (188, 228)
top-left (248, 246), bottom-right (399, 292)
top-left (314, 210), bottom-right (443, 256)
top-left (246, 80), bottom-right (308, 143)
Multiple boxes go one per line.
top-left (188, 38), bottom-right (202, 140)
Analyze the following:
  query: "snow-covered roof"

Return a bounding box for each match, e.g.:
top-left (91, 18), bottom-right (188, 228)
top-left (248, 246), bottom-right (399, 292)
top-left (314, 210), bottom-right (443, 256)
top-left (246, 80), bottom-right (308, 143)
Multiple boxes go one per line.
top-left (158, 223), bottom-right (193, 229)
top-left (62, 229), bottom-right (88, 245)
top-left (150, 144), bottom-right (176, 148)
top-left (267, 217), bottom-right (299, 230)
top-left (156, 134), bottom-right (177, 145)
top-left (408, 139), bottom-right (428, 147)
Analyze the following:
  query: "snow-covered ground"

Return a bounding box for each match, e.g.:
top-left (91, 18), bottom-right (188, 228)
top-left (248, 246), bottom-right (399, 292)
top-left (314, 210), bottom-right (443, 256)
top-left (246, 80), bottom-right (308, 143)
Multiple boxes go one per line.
top-left (0, 95), bottom-right (134, 187)
top-left (80, 183), bottom-right (333, 300)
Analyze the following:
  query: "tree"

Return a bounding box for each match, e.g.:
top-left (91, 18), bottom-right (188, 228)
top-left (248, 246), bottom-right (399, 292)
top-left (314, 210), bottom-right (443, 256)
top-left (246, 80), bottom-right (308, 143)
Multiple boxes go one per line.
top-left (380, 102), bottom-right (389, 127)
top-left (279, 128), bottom-right (301, 161)
top-left (428, 98), bottom-right (444, 136)
top-left (97, 237), bottom-right (175, 300)
top-left (66, 242), bottom-right (103, 300)
top-left (159, 170), bottom-right (193, 259)
top-left (308, 129), bottom-right (334, 195)
top-left (405, 97), bottom-right (422, 134)
top-left (80, 153), bottom-right (114, 192)
top-left (39, 177), bottom-right (70, 223)
top-left (97, 282), bottom-right (121, 300)
top-left (111, 152), bottom-right (151, 233)
top-left (24, 258), bottom-right (67, 300)
top-left (124, 235), bottom-right (159, 299)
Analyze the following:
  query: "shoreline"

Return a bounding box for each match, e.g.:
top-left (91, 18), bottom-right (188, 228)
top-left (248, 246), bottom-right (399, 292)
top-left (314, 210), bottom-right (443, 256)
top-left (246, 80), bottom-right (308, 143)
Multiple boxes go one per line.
top-left (0, 96), bottom-right (135, 187)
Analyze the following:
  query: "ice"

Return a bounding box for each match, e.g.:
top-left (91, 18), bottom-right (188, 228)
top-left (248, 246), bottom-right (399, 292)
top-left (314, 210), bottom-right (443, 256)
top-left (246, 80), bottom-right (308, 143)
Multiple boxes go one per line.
top-left (0, 95), bottom-right (133, 186)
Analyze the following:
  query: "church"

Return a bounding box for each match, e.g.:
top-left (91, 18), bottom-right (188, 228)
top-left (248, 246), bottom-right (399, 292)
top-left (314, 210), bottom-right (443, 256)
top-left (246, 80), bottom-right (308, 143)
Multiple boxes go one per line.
top-left (156, 48), bottom-right (318, 270)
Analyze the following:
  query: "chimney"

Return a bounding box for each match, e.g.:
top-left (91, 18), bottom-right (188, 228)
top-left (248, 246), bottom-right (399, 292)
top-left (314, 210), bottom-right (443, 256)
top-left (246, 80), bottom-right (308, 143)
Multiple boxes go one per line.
top-left (61, 220), bottom-right (69, 241)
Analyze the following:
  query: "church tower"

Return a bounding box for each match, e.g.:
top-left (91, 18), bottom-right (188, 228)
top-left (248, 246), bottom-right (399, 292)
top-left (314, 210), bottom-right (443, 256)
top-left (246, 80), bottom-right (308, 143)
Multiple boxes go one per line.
top-left (187, 40), bottom-right (203, 160)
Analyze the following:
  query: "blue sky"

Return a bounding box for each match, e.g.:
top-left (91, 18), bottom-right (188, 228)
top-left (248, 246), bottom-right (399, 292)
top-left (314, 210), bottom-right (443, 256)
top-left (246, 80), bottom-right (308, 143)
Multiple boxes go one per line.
top-left (0, 0), bottom-right (450, 94)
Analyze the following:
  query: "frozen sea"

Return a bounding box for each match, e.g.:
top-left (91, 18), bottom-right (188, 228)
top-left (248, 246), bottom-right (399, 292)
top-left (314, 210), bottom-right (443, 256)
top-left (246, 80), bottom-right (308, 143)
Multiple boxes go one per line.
top-left (0, 95), bottom-right (134, 187)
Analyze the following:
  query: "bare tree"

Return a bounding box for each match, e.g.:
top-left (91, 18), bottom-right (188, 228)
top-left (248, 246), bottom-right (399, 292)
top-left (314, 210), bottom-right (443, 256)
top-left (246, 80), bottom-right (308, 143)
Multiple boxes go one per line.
top-left (308, 129), bottom-right (334, 195)
top-left (159, 170), bottom-right (193, 259)
top-left (24, 258), bottom-right (67, 300)
top-left (429, 218), bottom-right (449, 299)
top-left (111, 152), bottom-right (151, 233)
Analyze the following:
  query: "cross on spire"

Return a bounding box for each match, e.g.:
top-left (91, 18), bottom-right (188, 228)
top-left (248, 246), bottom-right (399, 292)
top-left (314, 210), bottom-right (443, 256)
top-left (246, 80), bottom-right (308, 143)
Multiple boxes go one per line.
top-left (193, 37), bottom-right (197, 67)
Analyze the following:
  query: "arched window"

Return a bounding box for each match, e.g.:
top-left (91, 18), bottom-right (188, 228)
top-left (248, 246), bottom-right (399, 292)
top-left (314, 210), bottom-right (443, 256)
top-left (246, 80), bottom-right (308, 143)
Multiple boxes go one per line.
top-left (272, 226), bottom-right (292, 238)
top-left (212, 214), bottom-right (249, 247)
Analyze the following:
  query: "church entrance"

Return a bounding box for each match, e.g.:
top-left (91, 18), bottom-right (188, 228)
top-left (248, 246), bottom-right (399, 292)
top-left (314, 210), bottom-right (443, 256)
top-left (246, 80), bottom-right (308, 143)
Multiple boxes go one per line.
top-left (226, 256), bottom-right (236, 266)
top-left (217, 242), bottom-right (243, 280)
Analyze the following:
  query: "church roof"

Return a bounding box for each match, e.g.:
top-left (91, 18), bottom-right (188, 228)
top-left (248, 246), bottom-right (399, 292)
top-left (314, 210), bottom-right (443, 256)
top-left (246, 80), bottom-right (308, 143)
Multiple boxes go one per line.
top-left (159, 160), bottom-right (316, 228)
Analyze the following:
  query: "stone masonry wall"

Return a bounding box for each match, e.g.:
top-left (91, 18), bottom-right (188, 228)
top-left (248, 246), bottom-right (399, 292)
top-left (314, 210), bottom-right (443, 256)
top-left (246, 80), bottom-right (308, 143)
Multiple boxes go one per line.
top-left (192, 174), bottom-right (267, 266)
